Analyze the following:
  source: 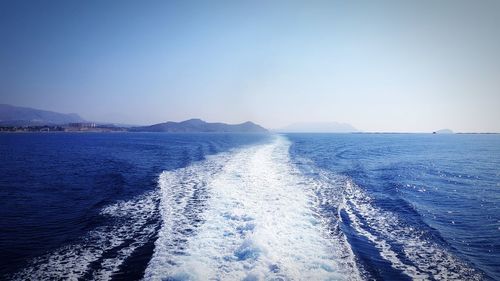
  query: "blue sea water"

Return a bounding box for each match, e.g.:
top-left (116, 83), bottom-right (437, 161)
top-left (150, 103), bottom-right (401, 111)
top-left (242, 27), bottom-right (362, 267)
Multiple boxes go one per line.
top-left (0, 132), bottom-right (498, 280)
top-left (0, 133), bottom-right (270, 279)
top-left (287, 133), bottom-right (500, 280)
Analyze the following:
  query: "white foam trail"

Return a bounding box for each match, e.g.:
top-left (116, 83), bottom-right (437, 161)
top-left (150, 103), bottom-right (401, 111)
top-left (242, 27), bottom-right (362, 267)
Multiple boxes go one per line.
top-left (265, 149), bottom-right (483, 280)
top-left (11, 191), bottom-right (160, 280)
top-left (11, 134), bottom-right (482, 281)
top-left (145, 136), bottom-right (360, 281)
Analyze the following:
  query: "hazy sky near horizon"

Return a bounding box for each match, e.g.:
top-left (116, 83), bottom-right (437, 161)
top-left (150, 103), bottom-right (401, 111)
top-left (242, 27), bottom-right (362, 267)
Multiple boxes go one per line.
top-left (1, 0), bottom-right (499, 132)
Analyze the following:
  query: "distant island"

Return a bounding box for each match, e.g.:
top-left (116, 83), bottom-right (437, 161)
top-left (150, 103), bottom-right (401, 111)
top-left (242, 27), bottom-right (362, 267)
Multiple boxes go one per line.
top-left (0, 104), bottom-right (268, 133)
top-left (276, 122), bottom-right (358, 133)
top-left (130, 119), bottom-right (267, 133)
top-left (433, 129), bottom-right (454, 134)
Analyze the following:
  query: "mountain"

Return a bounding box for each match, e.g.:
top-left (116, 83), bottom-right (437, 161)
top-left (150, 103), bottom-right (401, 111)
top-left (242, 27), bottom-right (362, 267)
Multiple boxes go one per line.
top-left (131, 119), bottom-right (268, 133)
top-left (277, 122), bottom-right (358, 133)
top-left (0, 104), bottom-right (85, 126)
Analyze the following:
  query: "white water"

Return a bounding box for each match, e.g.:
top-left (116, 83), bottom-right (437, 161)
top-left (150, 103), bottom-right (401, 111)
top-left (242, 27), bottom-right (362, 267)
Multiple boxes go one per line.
top-left (11, 191), bottom-right (160, 280)
top-left (144, 136), bottom-right (360, 281)
top-left (11, 134), bottom-right (481, 281)
top-left (340, 179), bottom-right (482, 280)
top-left (287, 155), bottom-right (483, 281)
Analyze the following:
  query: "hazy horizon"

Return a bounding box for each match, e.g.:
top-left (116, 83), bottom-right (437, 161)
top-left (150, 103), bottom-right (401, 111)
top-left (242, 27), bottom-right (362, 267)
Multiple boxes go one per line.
top-left (1, 0), bottom-right (499, 132)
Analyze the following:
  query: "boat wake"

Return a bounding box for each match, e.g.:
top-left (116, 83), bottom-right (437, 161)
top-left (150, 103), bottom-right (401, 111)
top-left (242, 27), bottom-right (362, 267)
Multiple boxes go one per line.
top-left (11, 191), bottom-right (161, 280)
top-left (144, 135), bottom-right (361, 280)
top-left (11, 135), bottom-right (483, 280)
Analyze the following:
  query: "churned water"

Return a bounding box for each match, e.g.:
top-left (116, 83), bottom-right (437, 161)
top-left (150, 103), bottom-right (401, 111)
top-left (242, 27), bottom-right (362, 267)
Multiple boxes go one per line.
top-left (0, 132), bottom-right (498, 280)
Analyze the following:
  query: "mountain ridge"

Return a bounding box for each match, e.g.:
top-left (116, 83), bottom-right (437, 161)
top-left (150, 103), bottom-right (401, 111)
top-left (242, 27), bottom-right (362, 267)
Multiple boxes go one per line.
top-left (0, 105), bottom-right (268, 133)
top-left (131, 118), bottom-right (268, 133)
top-left (0, 104), bottom-right (85, 126)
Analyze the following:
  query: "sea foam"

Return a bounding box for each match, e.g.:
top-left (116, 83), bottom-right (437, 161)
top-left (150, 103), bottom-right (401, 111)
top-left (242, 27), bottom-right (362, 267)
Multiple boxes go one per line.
top-left (144, 135), bottom-right (360, 280)
top-left (11, 191), bottom-right (160, 280)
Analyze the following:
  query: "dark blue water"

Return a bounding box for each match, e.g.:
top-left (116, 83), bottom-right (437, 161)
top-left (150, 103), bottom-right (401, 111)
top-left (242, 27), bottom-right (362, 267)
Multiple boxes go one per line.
top-left (1, 132), bottom-right (499, 280)
top-left (0, 132), bottom-right (270, 279)
top-left (288, 133), bottom-right (500, 280)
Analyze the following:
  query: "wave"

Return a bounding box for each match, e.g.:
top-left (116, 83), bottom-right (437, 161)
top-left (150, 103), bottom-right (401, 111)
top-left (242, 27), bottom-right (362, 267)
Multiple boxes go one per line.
top-left (10, 191), bottom-right (161, 280)
top-left (341, 178), bottom-right (483, 280)
top-left (292, 156), bottom-right (484, 280)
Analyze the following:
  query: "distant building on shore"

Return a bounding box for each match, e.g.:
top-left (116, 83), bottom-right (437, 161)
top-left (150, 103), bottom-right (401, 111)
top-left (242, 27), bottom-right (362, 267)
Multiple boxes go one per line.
top-left (69, 122), bottom-right (96, 129)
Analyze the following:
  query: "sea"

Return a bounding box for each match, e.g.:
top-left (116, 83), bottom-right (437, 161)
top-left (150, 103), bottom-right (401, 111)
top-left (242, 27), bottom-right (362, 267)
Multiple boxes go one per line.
top-left (0, 132), bottom-right (498, 280)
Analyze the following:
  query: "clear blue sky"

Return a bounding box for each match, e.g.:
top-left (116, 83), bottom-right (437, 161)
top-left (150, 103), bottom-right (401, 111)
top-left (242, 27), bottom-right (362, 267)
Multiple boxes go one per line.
top-left (1, 0), bottom-right (499, 132)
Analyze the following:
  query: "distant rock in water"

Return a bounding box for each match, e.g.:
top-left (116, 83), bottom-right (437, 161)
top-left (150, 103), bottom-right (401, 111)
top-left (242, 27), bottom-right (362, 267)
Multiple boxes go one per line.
top-left (131, 119), bottom-right (268, 133)
top-left (433, 129), bottom-right (454, 134)
top-left (0, 104), bottom-right (85, 126)
top-left (277, 122), bottom-right (358, 133)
